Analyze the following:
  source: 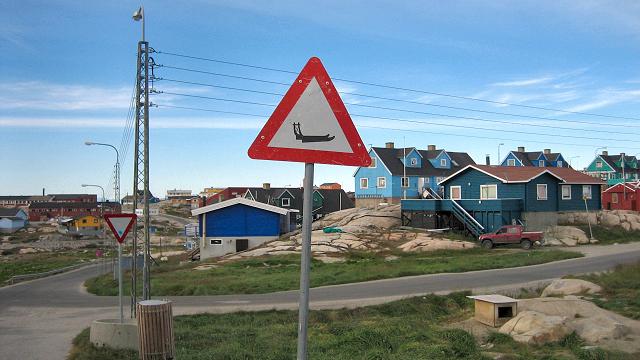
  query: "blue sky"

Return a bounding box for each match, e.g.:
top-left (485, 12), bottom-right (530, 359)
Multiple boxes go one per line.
top-left (2, 1), bottom-right (640, 199)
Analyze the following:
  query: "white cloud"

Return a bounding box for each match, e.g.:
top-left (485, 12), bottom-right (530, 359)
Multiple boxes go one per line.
top-left (492, 77), bottom-right (554, 87)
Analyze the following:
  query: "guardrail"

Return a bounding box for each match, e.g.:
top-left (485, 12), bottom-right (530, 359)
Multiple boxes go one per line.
top-left (4, 260), bottom-right (101, 285)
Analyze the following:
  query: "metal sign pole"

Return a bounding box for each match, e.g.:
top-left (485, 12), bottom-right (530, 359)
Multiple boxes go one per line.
top-left (297, 162), bottom-right (314, 360)
top-left (118, 242), bottom-right (124, 323)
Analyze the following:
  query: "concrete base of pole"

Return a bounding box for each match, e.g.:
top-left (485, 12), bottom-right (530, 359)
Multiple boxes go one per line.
top-left (90, 319), bottom-right (138, 350)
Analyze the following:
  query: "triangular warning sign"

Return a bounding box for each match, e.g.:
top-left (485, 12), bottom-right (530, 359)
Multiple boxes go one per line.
top-left (248, 57), bottom-right (371, 167)
top-left (104, 214), bottom-right (137, 244)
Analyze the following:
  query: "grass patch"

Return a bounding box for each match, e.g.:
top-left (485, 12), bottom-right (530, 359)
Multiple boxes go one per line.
top-left (69, 292), bottom-right (634, 360)
top-left (576, 225), bottom-right (640, 245)
top-left (0, 250), bottom-right (95, 284)
top-left (86, 248), bottom-right (582, 296)
top-left (577, 262), bottom-right (640, 319)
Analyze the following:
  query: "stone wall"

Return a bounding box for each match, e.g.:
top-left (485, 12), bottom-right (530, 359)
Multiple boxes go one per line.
top-left (355, 197), bottom-right (400, 208)
top-left (559, 210), bottom-right (640, 231)
top-left (521, 212), bottom-right (559, 231)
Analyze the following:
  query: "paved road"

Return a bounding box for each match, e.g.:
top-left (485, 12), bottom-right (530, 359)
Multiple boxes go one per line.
top-left (1, 243), bottom-right (639, 360)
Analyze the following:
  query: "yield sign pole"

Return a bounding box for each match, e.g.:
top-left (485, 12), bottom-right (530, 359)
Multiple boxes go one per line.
top-left (104, 214), bottom-right (137, 324)
top-left (248, 57), bottom-right (371, 360)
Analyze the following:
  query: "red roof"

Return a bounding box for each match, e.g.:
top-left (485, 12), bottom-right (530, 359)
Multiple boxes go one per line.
top-left (442, 165), bottom-right (604, 185)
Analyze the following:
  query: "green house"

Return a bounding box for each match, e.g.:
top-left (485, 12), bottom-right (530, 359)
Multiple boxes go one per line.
top-left (585, 151), bottom-right (639, 186)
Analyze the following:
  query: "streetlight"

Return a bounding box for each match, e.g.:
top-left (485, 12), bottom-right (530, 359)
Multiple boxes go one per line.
top-left (569, 156), bottom-right (580, 168)
top-left (85, 141), bottom-right (120, 205)
top-left (497, 143), bottom-right (505, 165)
top-left (133, 6), bottom-right (145, 41)
top-left (594, 146), bottom-right (607, 157)
top-left (82, 183), bottom-right (105, 202)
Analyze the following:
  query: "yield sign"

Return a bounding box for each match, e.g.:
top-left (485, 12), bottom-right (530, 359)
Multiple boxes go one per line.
top-left (104, 214), bottom-right (137, 244)
top-left (248, 57), bottom-right (371, 167)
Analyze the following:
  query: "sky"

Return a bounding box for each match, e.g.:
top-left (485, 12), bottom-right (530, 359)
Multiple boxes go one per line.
top-left (2, 1), bottom-right (640, 200)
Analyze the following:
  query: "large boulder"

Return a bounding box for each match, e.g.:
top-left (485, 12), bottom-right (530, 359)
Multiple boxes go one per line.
top-left (543, 226), bottom-right (589, 246)
top-left (601, 212), bottom-right (621, 227)
top-left (541, 279), bottom-right (602, 297)
top-left (398, 234), bottom-right (476, 252)
top-left (499, 311), bottom-right (571, 345)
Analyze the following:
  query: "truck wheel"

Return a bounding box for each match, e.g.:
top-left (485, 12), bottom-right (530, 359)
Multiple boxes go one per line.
top-left (521, 239), bottom-right (532, 250)
top-left (481, 240), bottom-right (493, 249)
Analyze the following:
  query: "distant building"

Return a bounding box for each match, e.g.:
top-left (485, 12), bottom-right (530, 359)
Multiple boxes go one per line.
top-left (199, 187), bottom-right (224, 197)
top-left (0, 208), bottom-right (29, 233)
top-left (57, 215), bottom-right (102, 237)
top-left (319, 183), bottom-right (342, 190)
top-left (192, 198), bottom-right (297, 259)
top-left (28, 202), bottom-right (121, 222)
top-left (585, 151), bottom-right (639, 186)
top-left (0, 193), bottom-right (96, 209)
top-left (121, 190), bottom-right (160, 205)
top-left (501, 147), bottom-right (569, 168)
top-left (206, 187), bottom-right (248, 205)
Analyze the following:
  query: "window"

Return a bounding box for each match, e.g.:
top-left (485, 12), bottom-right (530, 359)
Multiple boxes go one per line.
top-left (410, 158), bottom-right (417, 166)
top-left (436, 177), bottom-right (445, 184)
top-left (480, 184), bottom-right (497, 200)
top-left (440, 159), bottom-right (447, 167)
top-left (281, 198), bottom-right (290, 207)
top-left (369, 157), bottom-right (377, 168)
top-left (596, 160), bottom-right (603, 168)
top-left (209, 239), bottom-right (223, 245)
top-left (557, 161), bottom-right (563, 167)
top-left (507, 227), bottom-right (518, 234)
top-left (507, 159), bottom-right (516, 166)
top-left (82, 219), bottom-right (87, 224)
top-left (582, 185), bottom-right (592, 200)
top-left (537, 184), bottom-right (547, 200)
top-left (360, 178), bottom-right (368, 189)
top-left (450, 186), bottom-right (461, 200)
top-left (401, 177), bottom-right (409, 188)
top-left (423, 177), bottom-right (430, 183)
top-left (377, 177), bottom-right (386, 188)
top-left (612, 193), bottom-right (619, 204)
top-left (538, 160), bottom-right (545, 167)
top-left (561, 185), bottom-right (571, 200)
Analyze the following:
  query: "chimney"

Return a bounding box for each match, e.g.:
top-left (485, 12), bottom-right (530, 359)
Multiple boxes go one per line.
top-left (385, 142), bottom-right (394, 149)
top-left (602, 150), bottom-right (608, 156)
top-left (485, 154), bottom-right (491, 166)
top-left (544, 149), bottom-right (551, 154)
top-left (42, 188), bottom-right (45, 196)
top-left (427, 144), bottom-right (436, 151)
top-left (517, 146), bottom-right (525, 152)
top-left (263, 183), bottom-right (271, 190)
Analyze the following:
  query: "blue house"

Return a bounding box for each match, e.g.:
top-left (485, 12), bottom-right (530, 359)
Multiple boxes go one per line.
top-left (401, 165), bottom-right (603, 235)
top-left (191, 197), bottom-right (298, 259)
top-left (501, 147), bottom-right (569, 168)
top-left (353, 143), bottom-right (475, 207)
top-left (0, 208), bottom-right (28, 233)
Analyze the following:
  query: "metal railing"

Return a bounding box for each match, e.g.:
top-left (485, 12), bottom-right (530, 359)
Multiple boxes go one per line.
top-left (4, 259), bottom-right (107, 285)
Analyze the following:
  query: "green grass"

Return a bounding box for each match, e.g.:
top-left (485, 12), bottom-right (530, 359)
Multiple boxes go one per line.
top-left (0, 250), bottom-right (96, 284)
top-left (69, 292), bottom-right (634, 360)
top-left (86, 248), bottom-right (582, 296)
top-left (577, 262), bottom-right (640, 319)
top-left (576, 225), bottom-right (640, 245)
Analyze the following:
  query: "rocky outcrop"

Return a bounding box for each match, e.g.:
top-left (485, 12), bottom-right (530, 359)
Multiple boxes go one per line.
top-left (542, 226), bottom-right (590, 246)
top-left (541, 279), bottom-right (602, 297)
top-left (310, 205), bottom-right (401, 233)
top-left (398, 234), bottom-right (476, 252)
top-left (559, 210), bottom-right (640, 233)
top-left (499, 311), bottom-right (571, 345)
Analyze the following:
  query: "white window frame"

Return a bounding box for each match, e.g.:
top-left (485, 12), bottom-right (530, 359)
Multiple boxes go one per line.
top-left (537, 184), bottom-right (548, 200)
top-left (440, 158), bottom-right (447, 167)
top-left (377, 177), bottom-right (387, 188)
top-left (401, 177), bottom-right (409, 188)
top-left (369, 157), bottom-right (377, 168)
top-left (561, 185), bottom-right (571, 200)
top-left (359, 178), bottom-right (368, 189)
top-left (538, 160), bottom-right (545, 167)
top-left (209, 239), bottom-right (223, 246)
top-left (612, 193), bottom-right (619, 204)
top-left (450, 186), bottom-right (461, 200)
top-left (480, 184), bottom-right (497, 200)
top-left (410, 158), bottom-right (417, 166)
top-left (557, 160), bottom-right (563, 167)
top-left (596, 160), bottom-right (602, 169)
top-left (582, 185), bottom-right (592, 200)
top-left (507, 159), bottom-right (516, 166)
top-left (281, 198), bottom-right (290, 207)
top-left (436, 176), bottom-right (445, 184)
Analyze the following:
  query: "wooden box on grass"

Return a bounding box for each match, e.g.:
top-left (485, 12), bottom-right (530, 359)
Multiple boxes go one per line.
top-left (467, 295), bottom-right (518, 327)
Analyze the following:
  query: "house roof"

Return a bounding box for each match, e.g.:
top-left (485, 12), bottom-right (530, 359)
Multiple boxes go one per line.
top-left (372, 147), bottom-right (475, 177)
top-left (440, 165), bottom-right (604, 185)
top-left (191, 197), bottom-right (298, 216)
top-left (315, 189), bottom-right (354, 211)
top-left (28, 202), bottom-right (120, 209)
top-left (599, 154), bottom-right (639, 173)
top-left (0, 208), bottom-right (26, 218)
top-left (603, 182), bottom-right (640, 193)
top-left (509, 151), bottom-right (564, 166)
top-left (0, 195), bottom-right (52, 201)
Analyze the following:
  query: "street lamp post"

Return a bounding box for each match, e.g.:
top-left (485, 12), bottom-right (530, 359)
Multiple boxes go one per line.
top-left (569, 156), bottom-right (581, 169)
top-left (497, 143), bottom-right (505, 165)
top-left (85, 141), bottom-right (120, 205)
top-left (82, 183), bottom-right (108, 274)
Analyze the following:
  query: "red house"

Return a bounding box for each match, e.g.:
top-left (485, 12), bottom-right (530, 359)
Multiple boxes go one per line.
top-left (206, 187), bottom-right (248, 205)
top-left (602, 181), bottom-right (640, 211)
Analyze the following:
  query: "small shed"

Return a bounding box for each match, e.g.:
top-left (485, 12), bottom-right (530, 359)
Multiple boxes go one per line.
top-left (467, 294), bottom-right (518, 327)
top-left (0, 208), bottom-right (29, 233)
top-left (191, 197), bottom-right (298, 260)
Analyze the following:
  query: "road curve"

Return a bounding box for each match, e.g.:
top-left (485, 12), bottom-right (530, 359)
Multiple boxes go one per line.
top-left (1, 243), bottom-right (639, 360)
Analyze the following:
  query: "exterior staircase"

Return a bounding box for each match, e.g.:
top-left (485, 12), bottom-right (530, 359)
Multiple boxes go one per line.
top-left (450, 200), bottom-right (485, 237)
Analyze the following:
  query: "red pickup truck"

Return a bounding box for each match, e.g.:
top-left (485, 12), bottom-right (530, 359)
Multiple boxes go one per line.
top-left (478, 225), bottom-right (543, 250)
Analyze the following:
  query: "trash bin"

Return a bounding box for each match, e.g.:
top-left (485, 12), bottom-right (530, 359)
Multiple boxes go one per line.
top-left (136, 300), bottom-right (175, 359)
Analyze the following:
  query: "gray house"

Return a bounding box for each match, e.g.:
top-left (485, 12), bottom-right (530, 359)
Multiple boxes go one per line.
top-left (0, 208), bottom-right (29, 233)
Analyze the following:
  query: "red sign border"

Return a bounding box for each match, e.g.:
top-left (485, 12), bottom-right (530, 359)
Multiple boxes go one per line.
top-left (248, 57), bottom-right (371, 167)
top-left (104, 214), bottom-right (137, 244)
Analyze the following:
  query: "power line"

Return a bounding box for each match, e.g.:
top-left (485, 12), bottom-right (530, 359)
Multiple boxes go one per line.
top-left (155, 91), bottom-right (639, 143)
top-left (152, 102), bottom-right (640, 150)
top-left (155, 66), bottom-right (640, 130)
top-left (155, 50), bottom-right (640, 121)
top-left (155, 77), bottom-right (638, 135)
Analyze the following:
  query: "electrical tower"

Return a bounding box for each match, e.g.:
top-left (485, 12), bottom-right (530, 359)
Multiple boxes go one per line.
top-left (131, 40), bottom-right (154, 315)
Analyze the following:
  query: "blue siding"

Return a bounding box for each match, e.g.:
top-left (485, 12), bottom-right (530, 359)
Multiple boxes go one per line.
top-left (443, 169), bottom-right (525, 200)
top-left (198, 204), bottom-right (281, 237)
top-left (558, 184), bottom-right (602, 211)
top-left (524, 173), bottom-right (558, 212)
top-left (430, 151), bottom-right (451, 169)
top-left (501, 152), bottom-right (523, 167)
top-left (403, 149), bottom-right (422, 168)
top-left (353, 151), bottom-right (393, 198)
